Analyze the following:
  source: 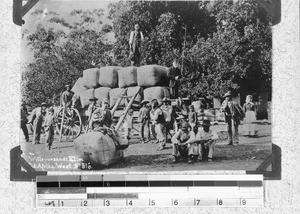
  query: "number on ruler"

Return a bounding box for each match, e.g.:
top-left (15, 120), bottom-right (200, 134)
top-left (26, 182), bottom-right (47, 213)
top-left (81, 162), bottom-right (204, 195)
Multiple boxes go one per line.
top-left (195, 199), bottom-right (201, 206)
top-left (217, 199), bottom-right (223, 206)
top-left (105, 182), bottom-right (111, 187)
top-left (105, 200), bottom-right (110, 206)
top-left (241, 199), bottom-right (246, 205)
top-left (81, 200), bottom-right (88, 206)
top-left (45, 200), bottom-right (56, 206)
top-left (150, 199), bottom-right (155, 206)
top-left (60, 200), bottom-right (64, 207)
top-left (173, 199), bottom-right (178, 206)
top-left (128, 200), bottom-right (133, 206)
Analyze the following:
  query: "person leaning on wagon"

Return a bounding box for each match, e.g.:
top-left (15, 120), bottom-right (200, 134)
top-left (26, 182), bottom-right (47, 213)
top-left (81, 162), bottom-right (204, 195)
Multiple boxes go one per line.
top-left (220, 91), bottom-right (245, 146)
top-left (62, 84), bottom-right (73, 109)
top-left (20, 102), bottom-right (29, 142)
top-left (171, 122), bottom-right (198, 164)
top-left (138, 100), bottom-right (151, 143)
top-left (150, 99), bottom-right (166, 151)
top-left (168, 59), bottom-right (181, 98)
top-left (129, 23), bottom-right (144, 67)
top-left (28, 102), bottom-right (48, 145)
top-left (43, 107), bottom-right (57, 150)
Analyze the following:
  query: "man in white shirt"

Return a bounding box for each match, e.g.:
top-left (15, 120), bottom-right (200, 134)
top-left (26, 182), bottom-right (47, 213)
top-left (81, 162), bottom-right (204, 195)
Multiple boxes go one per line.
top-left (129, 24), bottom-right (144, 66)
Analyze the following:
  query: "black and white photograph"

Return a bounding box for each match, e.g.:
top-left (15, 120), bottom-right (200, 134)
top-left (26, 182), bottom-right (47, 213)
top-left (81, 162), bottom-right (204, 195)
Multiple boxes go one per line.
top-left (19, 0), bottom-right (273, 172)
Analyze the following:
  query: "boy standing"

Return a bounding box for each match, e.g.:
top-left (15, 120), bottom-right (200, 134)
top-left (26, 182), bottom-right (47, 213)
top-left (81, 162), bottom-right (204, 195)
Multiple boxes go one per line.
top-left (138, 100), bottom-right (150, 143)
top-left (43, 107), bottom-right (57, 150)
top-left (188, 105), bottom-right (198, 131)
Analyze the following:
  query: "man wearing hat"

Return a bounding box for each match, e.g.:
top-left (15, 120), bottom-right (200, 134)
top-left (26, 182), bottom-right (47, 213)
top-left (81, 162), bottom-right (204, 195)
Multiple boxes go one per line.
top-left (28, 102), bottom-right (48, 144)
top-left (161, 98), bottom-right (174, 142)
top-left (138, 100), bottom-right (150, 143)
top-left (195, 120), bottom-right (218, 162)
top-left (61, 84), bottom-right (74, 109)
top-left (43, 107), bottom-right (57, 150)
top-left (168, 59), bottom-right (181, 98)
top-left (150, 99), bottom-right (166, 150)
top-left (221, 91), bottom-right (245, 146)
top-left (171, 122), bottom-right (197, 164)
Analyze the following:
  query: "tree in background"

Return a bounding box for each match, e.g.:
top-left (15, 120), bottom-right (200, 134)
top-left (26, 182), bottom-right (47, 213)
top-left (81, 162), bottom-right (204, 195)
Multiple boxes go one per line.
top-left (22, 8), bottom-right (113, 107)
top-left (108, 0), bottom-right (272, 100)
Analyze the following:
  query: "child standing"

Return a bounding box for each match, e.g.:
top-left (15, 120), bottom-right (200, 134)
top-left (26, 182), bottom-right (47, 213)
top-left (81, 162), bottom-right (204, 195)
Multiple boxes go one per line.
top-left (138, 100), bottom-right (150, 143)
top-left (123, 109), bottom-right (134, 144)
top-left (188, 105), bottom-right (198, 131)
top-left (43, 107), bottom-right (57, 150)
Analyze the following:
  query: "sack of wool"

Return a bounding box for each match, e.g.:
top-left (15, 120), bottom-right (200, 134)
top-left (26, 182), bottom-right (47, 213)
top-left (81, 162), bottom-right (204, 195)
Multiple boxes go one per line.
top-left (74, 131), bottom-right (124, 168)
top-left (137, 65), bottom-right (169, 87)
top-left (82, 68), bottom-right (100, 88)
top-left (118, 66), bottom-right (137, 88)
top-left (71, 78), bottom-right (87, 94)
top-left (127, 86), bottom-right (143, 106)
top-left (99, 66), bottom-right (122, 88)
top-left (77, 88), bottom-right (95, 108)
top-left (94, 87), bottom-right (111, 106)
top-left (143, 87), bottom-right (170, 105)
top-left (109, 88), bottom-right (126, 107)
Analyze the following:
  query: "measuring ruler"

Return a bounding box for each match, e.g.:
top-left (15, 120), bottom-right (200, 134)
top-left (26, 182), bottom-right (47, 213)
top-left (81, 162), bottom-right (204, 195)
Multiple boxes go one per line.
top-left (36, 174), bottom-right (263, 208)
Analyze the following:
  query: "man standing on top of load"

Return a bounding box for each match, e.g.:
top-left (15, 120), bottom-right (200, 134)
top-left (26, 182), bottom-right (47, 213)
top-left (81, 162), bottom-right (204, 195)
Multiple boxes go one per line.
top-left (150, 99), bottom-right (166, 151)
top-left (129, 23), bottom-right (144, 67)
top-left (62, 84), bottom-right (73, 109)
top-left (168, 59), bottom-right (181, 98)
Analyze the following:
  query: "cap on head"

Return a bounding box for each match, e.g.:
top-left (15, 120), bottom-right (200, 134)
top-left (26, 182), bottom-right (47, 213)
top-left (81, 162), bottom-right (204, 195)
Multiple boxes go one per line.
top-left (162, 97), bottom-right (170, 103)
top-left (89, 97), bottom-right (98, 102)
top-left (201, 119), bottom-right (211, 127)
top-left (65, 84), bottom-right (70, 89)
top-left (41, 102), bottom-right (47, 107)
top-left (141, 100), bottom-right (149, 105)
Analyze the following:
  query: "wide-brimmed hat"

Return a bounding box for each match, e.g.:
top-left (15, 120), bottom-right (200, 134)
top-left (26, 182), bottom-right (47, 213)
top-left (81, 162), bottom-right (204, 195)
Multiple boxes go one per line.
top-left (223, 91), bottom-right (232, 98)
top-left (89, 97), bottom-right (98, 101)
top-left (41, 102), bottom-right (47, 107)
top-left (65, 84), bottom-right (70, 88)
top-left (140, 100), bottom-right (149, 105)
top-left (162, 97), bottom-right (170, 103)
top-left (201, 119), bottom-right (211, 126)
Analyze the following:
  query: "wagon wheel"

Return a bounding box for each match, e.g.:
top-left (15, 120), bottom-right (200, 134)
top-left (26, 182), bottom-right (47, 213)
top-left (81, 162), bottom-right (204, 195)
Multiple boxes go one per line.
top-left (56, 108), bottom-right (82, 141)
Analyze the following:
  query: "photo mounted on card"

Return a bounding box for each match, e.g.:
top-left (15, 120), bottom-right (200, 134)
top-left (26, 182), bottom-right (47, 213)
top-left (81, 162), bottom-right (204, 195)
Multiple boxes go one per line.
top-left (12, 0), bottom-right (281, 180)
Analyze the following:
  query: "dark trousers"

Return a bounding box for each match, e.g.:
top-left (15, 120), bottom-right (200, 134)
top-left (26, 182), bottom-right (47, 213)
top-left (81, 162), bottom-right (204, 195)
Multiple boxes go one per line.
top-left (227, 118), bottom-right (239, 144)
top-left (21, 121), bottom-right (29, 141)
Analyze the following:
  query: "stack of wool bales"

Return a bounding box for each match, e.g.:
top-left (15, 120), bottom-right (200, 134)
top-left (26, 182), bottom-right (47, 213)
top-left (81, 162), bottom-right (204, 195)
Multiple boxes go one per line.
top-left (71, 65), bottom-right (171, 109)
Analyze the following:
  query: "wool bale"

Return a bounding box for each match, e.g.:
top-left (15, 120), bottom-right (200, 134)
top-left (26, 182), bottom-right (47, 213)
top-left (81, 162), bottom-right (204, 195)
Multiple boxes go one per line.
top-left (77, 88), bottom-right (95, 108)
top-left (99, 66), bottom-right (122, 88)
top-left (127, 86), bottom-right (143, 106)
top-left (83, 68), bottom-right (100, 88)
top-left (143, 87), bottom-right (170, 105)
top-left (74, 132), bottom-right (124, 168)
top-left (94, 87), bottom-right (111, 106)
top-left (71, 78), bottom-right (87, 94)
top-left (109, 88), bottom-right (126, 108)
top-left (137, 65), bottom-right (169, 87)
top-left (118, 66), bottom-right (137, 88)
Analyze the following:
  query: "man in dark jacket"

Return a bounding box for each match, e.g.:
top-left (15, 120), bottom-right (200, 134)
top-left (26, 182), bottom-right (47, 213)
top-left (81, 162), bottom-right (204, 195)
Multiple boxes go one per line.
top-left (168, 59), bottom-right (181, 98)
top-left (221, 91), bottom-right (245, 146)
top-left (20, 102), bottom-right (29, 142)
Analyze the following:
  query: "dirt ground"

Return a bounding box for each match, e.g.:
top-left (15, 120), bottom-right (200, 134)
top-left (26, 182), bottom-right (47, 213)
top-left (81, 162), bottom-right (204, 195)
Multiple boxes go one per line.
top-left (20, 122), bottom-right (272, 172)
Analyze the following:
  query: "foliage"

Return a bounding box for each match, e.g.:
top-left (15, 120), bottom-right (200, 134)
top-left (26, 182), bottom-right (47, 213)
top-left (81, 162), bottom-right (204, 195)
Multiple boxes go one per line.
top-left (22, 9), bottom-right (113, 107)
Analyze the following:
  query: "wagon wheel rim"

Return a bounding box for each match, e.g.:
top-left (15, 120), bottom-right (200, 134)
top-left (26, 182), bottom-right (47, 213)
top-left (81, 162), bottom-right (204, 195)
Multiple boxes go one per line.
top-left (57, 108), bottom-right (82, 141)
